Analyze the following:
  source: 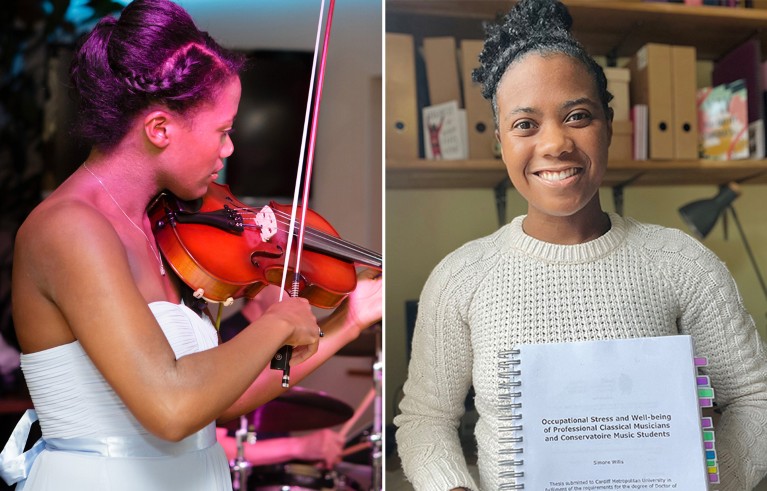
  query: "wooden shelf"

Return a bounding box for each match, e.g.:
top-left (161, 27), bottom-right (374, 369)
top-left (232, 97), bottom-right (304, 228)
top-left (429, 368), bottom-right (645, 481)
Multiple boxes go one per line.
top-left (386, 1), bottom-right (767, 190)
top-left (387, 0), bottom-right (767, 61)
top-left (388, 159), bottom-right (507, 188)
top-left (609, 159), bottom-right (767, 186)
top-left (387, 158), bottom-right (767, 189)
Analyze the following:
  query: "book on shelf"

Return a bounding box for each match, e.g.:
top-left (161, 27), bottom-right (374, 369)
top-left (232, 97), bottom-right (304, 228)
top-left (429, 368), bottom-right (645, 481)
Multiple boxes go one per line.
top-left (631, 104), bottom-right (649, 160)
top-left (671, 45), bottom-right (699, 159)
top-left (422, 100), bottom-right (468, 160)
top-left (628, 43), bottom-right (674, 160)
top-left (421, 36), bottom-right (462, 107)
top-left (604, 67), bottom-right (631, 122)
top-left (749, 119), bottom-right (766, 158)
top-left (697, 79), bottom-right (750, 160)
top-left (385, 33), bottom-right (419, 159)
top-left (498, 335), bottom-right (718, 489)
top-left (459, 39), bottom-right (497, 159)
top-left (712, 38), bottom-right (763, 126)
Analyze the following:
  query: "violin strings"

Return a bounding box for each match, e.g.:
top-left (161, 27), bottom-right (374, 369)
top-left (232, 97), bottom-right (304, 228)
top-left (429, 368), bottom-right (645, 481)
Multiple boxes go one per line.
top-left (233, 206), bottom-right (373, 254)
top-left (268, 215), bottom-right (381, 260)
top-left (245, 216), bottom-right (381, 263)
top-left (226, 204), bottom-right (378, 254)
top-left (230, 206), bottom-right (380, 263)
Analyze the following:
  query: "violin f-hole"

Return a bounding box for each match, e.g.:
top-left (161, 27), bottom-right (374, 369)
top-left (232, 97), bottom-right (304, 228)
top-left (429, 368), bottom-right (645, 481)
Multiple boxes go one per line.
top-left (250, 246), bottom-right (283, 265)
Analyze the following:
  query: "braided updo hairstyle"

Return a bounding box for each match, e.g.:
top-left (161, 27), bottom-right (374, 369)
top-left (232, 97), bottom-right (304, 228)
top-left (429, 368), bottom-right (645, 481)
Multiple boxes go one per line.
top-left (70, 0), bottom-right (245, 150)
top-left (472, 0), bottom-right (613, 124)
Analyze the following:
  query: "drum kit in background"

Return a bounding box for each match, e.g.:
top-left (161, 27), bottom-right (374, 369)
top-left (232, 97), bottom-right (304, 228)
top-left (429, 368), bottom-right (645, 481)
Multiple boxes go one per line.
top-left (227, 326), bottom-right (382, 491)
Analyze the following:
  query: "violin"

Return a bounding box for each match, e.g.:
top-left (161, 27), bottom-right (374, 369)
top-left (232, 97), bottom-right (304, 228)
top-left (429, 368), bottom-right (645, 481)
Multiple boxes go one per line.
top-left (148, 182), bottom-right (381, 308)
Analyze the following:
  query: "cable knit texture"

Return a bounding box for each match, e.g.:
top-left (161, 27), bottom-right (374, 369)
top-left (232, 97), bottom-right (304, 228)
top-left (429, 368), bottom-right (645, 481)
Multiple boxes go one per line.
top-left (395, 213), bottom-right (767, 491)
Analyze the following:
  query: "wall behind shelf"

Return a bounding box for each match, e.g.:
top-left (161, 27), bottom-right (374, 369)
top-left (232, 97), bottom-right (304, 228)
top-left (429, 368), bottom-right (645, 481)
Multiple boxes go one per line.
top-left (385, 184), bottom-right (767, 429)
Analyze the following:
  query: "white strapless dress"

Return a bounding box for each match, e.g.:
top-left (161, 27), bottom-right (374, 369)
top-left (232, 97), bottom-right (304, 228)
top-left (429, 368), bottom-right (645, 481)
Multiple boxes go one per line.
top-left (0, 302), bottom-right (232, 490)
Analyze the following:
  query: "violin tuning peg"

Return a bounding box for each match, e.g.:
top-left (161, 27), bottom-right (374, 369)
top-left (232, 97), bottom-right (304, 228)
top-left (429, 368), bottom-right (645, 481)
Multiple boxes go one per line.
top-left (193, 288), bottom-right (205, 299)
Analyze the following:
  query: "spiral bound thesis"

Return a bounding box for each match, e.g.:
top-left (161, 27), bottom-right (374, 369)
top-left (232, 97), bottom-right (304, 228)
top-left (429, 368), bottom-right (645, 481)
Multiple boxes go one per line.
top-left (495, 339), bottom-right (716, 490)
top-left (498, 349), bottom-right (525, 490)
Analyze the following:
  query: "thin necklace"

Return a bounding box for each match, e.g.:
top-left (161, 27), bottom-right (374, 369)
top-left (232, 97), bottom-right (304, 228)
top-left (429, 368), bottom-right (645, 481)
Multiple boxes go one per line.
top-left (83, 163), bottom-right (166, 276)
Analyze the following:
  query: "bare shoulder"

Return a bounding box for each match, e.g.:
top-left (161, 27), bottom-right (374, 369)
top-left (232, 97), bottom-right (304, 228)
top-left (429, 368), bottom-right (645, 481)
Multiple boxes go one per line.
top-left (16, 195), bottom-right (123, 273)
top-left (13, 194), bottom-right (134, 352)
top-left (13, 192), bottom-right (134, 313)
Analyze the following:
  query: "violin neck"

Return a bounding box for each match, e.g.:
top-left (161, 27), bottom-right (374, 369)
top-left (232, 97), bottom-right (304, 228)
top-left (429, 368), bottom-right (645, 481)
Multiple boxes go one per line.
top-left (301, 230), bottom-right (382, 270)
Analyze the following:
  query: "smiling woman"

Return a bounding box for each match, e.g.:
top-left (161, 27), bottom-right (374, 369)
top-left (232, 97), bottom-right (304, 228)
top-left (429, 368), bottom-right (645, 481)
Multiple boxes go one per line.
top-left (493, 53), bottom-right (611, 243)
top-left (393, 0), bottom-right (767, 490)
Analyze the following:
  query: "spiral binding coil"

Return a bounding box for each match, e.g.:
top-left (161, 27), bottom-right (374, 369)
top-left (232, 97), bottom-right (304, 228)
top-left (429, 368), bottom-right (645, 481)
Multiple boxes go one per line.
top-left (498, 349), bottom-right (524, 490)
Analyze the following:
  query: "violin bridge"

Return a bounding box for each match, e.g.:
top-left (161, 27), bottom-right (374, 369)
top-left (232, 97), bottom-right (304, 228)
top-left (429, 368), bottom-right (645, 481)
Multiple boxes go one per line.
top-left (255, 205), bottom-right (278, 242)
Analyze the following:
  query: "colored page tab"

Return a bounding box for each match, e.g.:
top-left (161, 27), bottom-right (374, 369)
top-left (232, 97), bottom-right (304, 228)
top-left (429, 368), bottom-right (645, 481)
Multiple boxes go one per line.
top-left (698, 388), bottom-right (714, 398)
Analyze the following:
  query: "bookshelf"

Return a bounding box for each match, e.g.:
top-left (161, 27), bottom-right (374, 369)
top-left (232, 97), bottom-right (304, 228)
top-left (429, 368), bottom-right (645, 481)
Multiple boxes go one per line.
top-left (386, 0), bottom-right (767, 189)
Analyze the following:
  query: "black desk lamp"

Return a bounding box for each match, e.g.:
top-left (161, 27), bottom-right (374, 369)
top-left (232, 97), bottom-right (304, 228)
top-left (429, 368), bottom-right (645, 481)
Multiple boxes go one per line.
top-left (678, 182), bottom-right (767, 307)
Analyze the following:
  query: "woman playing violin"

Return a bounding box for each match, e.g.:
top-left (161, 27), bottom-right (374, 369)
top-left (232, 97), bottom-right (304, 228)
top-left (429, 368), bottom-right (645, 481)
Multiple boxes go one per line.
top-left (0, 1), bottom-right (381, 489)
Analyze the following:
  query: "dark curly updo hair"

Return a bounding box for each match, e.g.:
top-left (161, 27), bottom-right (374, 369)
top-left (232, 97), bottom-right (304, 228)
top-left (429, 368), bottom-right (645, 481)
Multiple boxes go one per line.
top-left (472, 0), bottom-right (613, 124)
top-left (70, 0), bottom-right (246, 150)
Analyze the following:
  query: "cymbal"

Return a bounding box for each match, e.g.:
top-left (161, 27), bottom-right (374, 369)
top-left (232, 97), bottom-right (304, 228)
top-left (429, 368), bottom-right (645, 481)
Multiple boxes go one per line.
top-left (336, 326), bottom-right (379, 357)
top-left (224, 387), bottom-right (354, 434)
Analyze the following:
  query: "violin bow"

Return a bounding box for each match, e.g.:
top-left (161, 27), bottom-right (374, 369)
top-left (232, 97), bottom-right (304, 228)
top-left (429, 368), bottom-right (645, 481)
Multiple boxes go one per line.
top-left (271, 0), bottom-right (336, 388)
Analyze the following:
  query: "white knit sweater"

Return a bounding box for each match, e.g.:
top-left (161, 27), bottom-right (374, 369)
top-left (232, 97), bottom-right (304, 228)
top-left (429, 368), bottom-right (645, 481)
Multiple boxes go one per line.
top-left (395, 213), bottom-right (767, 491)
